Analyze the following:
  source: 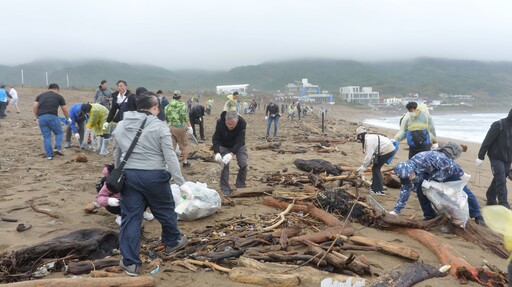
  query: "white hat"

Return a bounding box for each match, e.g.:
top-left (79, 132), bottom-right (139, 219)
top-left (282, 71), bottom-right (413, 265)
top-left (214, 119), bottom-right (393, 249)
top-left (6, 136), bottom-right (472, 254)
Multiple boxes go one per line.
top-left (356, 126), bottom-right (367, 136)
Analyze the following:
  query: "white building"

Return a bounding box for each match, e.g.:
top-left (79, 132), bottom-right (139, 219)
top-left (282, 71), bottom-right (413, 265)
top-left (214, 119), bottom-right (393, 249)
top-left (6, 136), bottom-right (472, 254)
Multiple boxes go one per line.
top-left (339, 86), bottom-right (380, 104)
top-left (216, 84), bottom-right (250, 96)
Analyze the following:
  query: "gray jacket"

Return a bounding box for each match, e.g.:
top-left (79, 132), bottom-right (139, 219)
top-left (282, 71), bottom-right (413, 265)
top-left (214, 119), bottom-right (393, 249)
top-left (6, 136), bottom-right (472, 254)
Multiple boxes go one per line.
top-left (113, 111), bottom-right (185, 185)
top-left (94, 87), bottom-right (113, 106)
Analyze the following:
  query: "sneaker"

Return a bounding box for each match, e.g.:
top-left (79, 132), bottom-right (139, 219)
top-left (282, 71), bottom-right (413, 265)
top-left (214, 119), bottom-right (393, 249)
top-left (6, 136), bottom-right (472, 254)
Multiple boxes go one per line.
top-left (370, 190), bottom-right (386, 196)
top-left (54, 149), bottom-right (64, 156)
top-left (183, 161), bottom-right (191, 168)
top-left (475, 216), bottom-right (486, 226)
top-left (47, 156), bottom-right (53, 160)
top-left (115, 215), bottom-right (122, 226)
top-left (143, 211), bottom-right (154, 221)
top-left (222, 188), bottom-right (233, 197)
top-left (119, 259), bottom-right (139, 276)
top-left (164, 236), bottom-right (188, 255)
top-left (63, 142), bottom-right (71, 148)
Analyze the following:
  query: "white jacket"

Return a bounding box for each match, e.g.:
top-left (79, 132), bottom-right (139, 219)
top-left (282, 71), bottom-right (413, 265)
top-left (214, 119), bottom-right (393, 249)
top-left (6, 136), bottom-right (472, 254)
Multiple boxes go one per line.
top-left (362, 134), bottom-right (395, 168)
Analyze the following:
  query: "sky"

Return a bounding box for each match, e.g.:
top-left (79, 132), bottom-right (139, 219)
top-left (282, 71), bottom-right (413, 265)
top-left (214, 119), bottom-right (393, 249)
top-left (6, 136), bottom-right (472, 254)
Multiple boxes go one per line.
top-left (3, 0), bottom-right (512, 70)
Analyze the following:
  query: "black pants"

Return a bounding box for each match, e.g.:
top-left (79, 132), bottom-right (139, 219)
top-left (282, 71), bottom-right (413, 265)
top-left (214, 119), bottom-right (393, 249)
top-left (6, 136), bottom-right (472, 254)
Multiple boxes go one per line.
top-left (0, 101), bottom-right (6, 117)
top-left (191, 118), bottom-right (204, 140)
top-left (487, 159), bottom-right (511, 208)
top-left (371, 152), bottom-right (394, 192)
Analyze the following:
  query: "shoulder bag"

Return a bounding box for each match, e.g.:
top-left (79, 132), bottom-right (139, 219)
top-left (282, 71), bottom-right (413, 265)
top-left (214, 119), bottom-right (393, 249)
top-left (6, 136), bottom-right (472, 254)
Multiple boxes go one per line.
top-left (106, 118), bottom-right (147, 193)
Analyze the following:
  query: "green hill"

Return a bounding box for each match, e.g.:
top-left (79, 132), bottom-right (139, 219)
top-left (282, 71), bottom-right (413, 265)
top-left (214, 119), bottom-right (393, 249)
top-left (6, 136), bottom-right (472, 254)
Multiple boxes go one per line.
top-left (1, 58), bottom-right (512, 100)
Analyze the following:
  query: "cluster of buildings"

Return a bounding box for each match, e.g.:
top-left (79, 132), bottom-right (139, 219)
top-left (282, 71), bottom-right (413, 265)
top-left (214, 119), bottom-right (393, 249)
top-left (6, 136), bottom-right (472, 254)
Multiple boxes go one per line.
top-left (216, 80), bottom-right (473, 108)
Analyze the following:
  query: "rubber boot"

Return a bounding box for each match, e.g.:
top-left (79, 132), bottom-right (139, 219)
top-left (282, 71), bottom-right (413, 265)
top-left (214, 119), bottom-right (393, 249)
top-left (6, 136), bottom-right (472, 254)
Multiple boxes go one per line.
top-left (96, 137), bottom-right (104, 153)
top-left (99, 138), bottom-right (110, 156)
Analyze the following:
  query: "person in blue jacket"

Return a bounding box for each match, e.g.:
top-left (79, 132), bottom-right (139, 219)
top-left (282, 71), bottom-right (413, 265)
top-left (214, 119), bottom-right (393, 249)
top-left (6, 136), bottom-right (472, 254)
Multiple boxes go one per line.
top-left (390, 142), bottom-right (485, 225)
top-left (64, 103), bottom-right (91, 148)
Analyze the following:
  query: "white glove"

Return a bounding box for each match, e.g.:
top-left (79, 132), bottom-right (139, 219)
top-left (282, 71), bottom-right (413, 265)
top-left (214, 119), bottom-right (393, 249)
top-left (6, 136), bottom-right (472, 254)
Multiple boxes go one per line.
top-left (103, 122), bottom-right (109, 130)
top-left (222, 153), bottom-right (233, 165)
top-left (187, 126), bottom-right (193, 135)
top-left (265, 116), bottom-right (268, 120)
top-left (107, 198), bottom-right (120, 207)
top-left (179, 184), bottom-right (194, 200)
top-left (389, 210), bottom-right (397, 215)
top-left (475, 158), bottom-right (484, 167)
top-left (74, 133), bottom-right (80, 141)
top-left (357, 165), bottom-right (366, 174)
top-left (67, 118), bottom-right (72, 124)
top-left (431, 143), bottom-right (439, 150)
top-left (214, 153), bottom-right (223, 163)
top-left (461, 173), bottom-right (471, 182)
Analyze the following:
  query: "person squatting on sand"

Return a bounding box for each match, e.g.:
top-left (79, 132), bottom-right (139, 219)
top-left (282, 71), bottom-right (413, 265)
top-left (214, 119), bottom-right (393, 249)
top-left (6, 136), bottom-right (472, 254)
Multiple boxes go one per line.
top-left (355, 126), bottom-right (397, 196)
top-left (390, 143), bottom-right (485, 225)
top-left (64, 103), bottom-right (90, 148)
top-left (265, 102), bottom-right (280, 138)
top-left (394, 101), bottom-right (437, 159)
top-left (165, 90), bottom-right (193, 167)
top-left (95, 164), bottom-right (154, 226)
top-left (112, 94), bottom-right (193, 276)
top-left (213, 110), bottom-right (248, 196)
top-left (476, 108), bottom-right (512, 209)
top-left (33, 83), bottom-right (70, 160)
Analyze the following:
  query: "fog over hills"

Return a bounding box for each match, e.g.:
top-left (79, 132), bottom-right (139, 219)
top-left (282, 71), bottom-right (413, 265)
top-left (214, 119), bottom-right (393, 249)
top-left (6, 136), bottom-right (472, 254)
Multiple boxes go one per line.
top-left (1, 58), bottom-right (511, 100)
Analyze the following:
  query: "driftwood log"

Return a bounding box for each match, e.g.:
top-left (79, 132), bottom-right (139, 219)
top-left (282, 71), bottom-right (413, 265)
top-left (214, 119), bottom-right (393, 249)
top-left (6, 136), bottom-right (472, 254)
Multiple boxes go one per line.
top-left (289, 226), bottom-right (354, 246)
top-left (348, 236), bottom-right (420, 261)
top-left (305, 245), bottom-right (371, 275)
top-left (0, 276), bottom-right (155, 287)
top-left (229, 186), bottom-right (274, 198)
top-left (231, 257), bottom-right (354, 287)
top-left (1, 228), bottom-right (118, 280)
top-left (368, 262), bottom-right (446, 287)
top-left (293, 159), bottom-right (341, 176)
top-left (397, 228), bottom-right (508, 286)
top-left (66, 260), bottom-right (120, 275)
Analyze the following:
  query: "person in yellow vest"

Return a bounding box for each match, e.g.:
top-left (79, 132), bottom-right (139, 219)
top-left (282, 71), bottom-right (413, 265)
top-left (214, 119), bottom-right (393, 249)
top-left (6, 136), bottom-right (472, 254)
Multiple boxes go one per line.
top-left (223, 91), bottom-right (239, 112)
top-left (394, 101), bottom-right (437, 159)
top-left (83, 103), bottom-right (110, 155)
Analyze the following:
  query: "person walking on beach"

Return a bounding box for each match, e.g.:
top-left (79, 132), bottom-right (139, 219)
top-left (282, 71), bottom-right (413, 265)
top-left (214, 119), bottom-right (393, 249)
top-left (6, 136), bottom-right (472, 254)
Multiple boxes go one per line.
top-left (33, 83), bottom-right (70, 160)
top-left (394, 101), bottom-right (437, 158)
top-left (64, 103), bottom-right (90, 148)
top-left (390, 143), bottom-right (485, 225)
top-left (6, 85), bottom-right (20, 114)
top-left (105, 80), bottom-right (133, 127)
top-left (355, 126), bottom-right (397, 196)
top-left (476, 109), bottom-right (512, 209)
top-left (213, 110), bottom-right (248, 196)
top-left (156, 90), bottom-right (169, 121)
top-left (287, 102), bottom-right (297, 120)
top-left (165, 91), bottom-right (193, 167)
top-left (0, 85), bottom-right (9, 118)
top-left (113, 94), bottom-right (193, 275)
top-left (265, 102), bottom-right (280, 138)
top-left (94, 80), bottom-right (113, 109)
top-left (205, 98), bottom-right (214, 115)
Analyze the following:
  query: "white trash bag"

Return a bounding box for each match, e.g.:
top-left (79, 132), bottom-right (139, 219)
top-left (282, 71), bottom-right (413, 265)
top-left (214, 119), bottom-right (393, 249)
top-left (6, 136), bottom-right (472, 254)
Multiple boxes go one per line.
top-left (171, 181), bottom-right (221, 221)
top-left (421, 176), bottom-right (469, 228)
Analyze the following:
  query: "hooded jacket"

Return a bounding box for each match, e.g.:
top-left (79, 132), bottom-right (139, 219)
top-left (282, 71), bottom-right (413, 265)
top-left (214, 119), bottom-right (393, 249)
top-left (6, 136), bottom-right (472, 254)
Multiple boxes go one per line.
top-left (212, 111), bottom-right (246, 153)
top-left (112, 111), bottom-right (185, 185)
top-left (165, 99), bottom-right (189, 127)
top-left (86, 103), bottom-right (109, 135)
top-left (189, 105), bottom-right (205, 121)
top-left (394, 104), bottom-right (437, 144)
top-left (478, 109), bottom-right (512, 162)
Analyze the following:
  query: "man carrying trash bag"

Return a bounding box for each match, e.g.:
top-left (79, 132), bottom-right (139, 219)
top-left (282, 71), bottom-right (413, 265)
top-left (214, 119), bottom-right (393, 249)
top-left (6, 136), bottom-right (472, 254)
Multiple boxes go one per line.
top-left (389, 142), bottom-right (485, 226)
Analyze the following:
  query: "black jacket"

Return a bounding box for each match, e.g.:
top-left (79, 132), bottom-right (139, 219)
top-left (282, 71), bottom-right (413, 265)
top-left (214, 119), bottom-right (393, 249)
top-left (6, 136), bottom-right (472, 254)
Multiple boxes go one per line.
top-left (189, 105), bottom-right (205, 121)
top-left (106, 90), bottom-right (134, 123)
top-left (266, 103), bottom-right (280, 117)
top-left (212, 111), bottom-right (246, 153)
top-left (478, 109), bottom-right (512, 162)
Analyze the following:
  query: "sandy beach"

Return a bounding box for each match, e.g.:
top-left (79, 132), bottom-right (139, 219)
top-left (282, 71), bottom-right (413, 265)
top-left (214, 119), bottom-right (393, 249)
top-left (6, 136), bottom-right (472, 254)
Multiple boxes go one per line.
top-left (0, 87), bottom-right (508, 286)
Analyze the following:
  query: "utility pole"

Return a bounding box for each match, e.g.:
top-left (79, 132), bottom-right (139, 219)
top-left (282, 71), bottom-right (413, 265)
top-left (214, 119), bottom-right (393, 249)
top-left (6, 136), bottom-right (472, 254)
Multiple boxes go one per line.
top-left (21, 69), bottom-right (24, 87)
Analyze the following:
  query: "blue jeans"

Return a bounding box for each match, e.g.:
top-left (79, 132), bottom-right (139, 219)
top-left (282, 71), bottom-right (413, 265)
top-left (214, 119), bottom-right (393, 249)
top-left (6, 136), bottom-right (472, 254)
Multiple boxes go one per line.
top-left (266, 116), bottom-right (279, 137)
top-left (417, 174), bottom-right (482, 219)
top-left (38, 114), bottom-right (63, 157)
top-left (119, 169), bottom-right (180, 267)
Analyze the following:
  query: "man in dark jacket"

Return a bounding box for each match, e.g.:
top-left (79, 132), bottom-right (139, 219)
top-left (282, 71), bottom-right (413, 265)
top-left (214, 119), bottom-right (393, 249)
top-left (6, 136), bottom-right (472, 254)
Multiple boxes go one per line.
top-left (212, 110), bottom-right (247, 196)
top-left (104, 80), bottom-right (135, 126)
top-left (265, 102), bottom-right (280, 138)
top-left (189, 104), bottom-right (205, 141)
top-left (476, 109), bottom-right (512, 208)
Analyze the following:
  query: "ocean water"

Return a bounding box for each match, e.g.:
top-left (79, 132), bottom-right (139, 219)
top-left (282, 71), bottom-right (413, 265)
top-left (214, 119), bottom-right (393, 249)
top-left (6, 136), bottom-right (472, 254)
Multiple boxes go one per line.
top-left (364, 113), bottom-right (507, 143)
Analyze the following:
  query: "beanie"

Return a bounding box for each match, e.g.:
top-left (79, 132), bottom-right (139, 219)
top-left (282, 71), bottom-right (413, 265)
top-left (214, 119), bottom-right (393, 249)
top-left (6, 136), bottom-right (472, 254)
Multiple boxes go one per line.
top-left (439, 142), bottom-right (463, 160)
